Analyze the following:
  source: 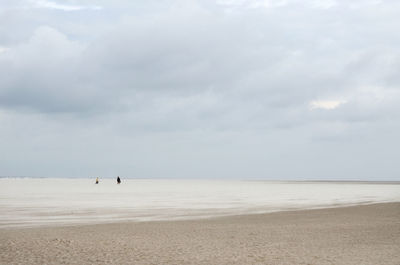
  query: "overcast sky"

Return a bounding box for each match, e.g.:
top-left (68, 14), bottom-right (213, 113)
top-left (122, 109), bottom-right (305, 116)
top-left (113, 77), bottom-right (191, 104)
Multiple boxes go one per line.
top-left (0, 0), bottom-right (399, 180)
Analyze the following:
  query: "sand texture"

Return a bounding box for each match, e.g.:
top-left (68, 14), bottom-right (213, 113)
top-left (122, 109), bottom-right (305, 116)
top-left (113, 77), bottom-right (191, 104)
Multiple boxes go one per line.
top-left (1, 203), bottom-right (399, 265)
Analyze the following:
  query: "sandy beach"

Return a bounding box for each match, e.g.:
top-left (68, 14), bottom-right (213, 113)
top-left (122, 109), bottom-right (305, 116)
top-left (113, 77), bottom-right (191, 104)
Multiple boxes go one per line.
top-left (1, 203), bottom-right (399, 265)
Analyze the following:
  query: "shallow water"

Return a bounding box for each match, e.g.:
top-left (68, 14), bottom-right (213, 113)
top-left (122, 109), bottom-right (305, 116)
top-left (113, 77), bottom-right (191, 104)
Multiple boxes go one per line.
top-left (0, 178), bottom-right (399, 228)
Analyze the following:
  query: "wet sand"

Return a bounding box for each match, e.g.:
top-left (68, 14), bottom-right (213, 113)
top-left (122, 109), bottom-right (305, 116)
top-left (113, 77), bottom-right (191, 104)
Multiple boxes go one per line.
top-left (1, 203), bottom-right (399, 265)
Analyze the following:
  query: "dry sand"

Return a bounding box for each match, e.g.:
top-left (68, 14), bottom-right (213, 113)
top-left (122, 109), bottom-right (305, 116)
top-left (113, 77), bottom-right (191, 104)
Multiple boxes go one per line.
top-left (1, 203), bottom-right (399, 265)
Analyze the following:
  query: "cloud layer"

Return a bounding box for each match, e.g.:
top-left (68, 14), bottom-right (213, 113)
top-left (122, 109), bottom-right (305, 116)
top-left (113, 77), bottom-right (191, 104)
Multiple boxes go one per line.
top-left (0, 0), bottom-right (399, 179)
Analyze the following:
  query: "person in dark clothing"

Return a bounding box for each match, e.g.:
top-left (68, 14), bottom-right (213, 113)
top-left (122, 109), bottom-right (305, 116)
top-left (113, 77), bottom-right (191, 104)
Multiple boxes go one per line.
top-left (117, 176), bottom-right (121, 184)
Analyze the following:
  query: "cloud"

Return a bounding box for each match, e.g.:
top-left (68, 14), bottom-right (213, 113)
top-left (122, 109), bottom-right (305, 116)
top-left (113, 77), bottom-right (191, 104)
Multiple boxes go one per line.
top-left (0, 26), bottom-right (98, 113)
top-left (0, 46), bottom-right (9, 54)
top-left (309, 0), bottom-right (337, 9)
top-left (0, 0), bottom-right (400, 179)
top-left (1, 1), bottom-right (400, 125)
top-left (29, 0), bottom-right (102, 11)
top-left (309, 100), bottom-right (346, 110)
top-left (216, 0), bottom-right (288, 9)
top-left (215, 0), bottom-right (386, 10)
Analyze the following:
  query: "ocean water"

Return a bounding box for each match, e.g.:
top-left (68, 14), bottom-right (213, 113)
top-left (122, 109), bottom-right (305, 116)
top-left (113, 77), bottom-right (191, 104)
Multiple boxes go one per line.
top-left (0, 178), bottom-right (399, 228)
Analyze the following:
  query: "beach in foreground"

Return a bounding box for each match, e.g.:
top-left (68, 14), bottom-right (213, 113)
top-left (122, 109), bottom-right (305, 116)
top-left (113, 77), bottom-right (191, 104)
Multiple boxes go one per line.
top-left (1, 203), bottom-right (399, 265)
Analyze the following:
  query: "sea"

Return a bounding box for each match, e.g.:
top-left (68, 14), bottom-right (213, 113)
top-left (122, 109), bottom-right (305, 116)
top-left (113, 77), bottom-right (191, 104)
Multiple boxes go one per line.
top-left (1, 178), bottom-right (399, 228)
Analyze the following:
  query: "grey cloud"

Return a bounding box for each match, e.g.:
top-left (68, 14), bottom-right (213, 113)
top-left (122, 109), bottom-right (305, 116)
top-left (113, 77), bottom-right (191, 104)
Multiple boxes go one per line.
top-left (0, 0), bottom-right (400, 179)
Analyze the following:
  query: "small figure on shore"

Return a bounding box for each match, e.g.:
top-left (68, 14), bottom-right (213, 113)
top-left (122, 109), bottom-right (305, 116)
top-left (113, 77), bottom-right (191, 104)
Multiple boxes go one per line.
top-left (117, 176), bottom-right (121, 184)
top-left (95, 177), bottom-right (99, 184)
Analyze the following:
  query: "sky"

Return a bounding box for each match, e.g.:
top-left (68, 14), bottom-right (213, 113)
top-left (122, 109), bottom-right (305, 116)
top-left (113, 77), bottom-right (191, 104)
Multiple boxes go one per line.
top-left (0, 0), bottom-right (399, 180)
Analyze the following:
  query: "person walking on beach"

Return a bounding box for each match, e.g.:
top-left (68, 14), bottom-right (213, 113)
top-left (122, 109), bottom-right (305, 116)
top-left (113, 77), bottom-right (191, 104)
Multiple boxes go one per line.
top-left (95, 177), bottom-right (99, 184)
top-left (117, 176), bottom-right (121, 184)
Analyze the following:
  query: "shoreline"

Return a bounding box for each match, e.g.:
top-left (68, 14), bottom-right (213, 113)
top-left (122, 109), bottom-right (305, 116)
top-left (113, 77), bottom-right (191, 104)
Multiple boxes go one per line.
top-left (1, 202), bottom-right (399, 264)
